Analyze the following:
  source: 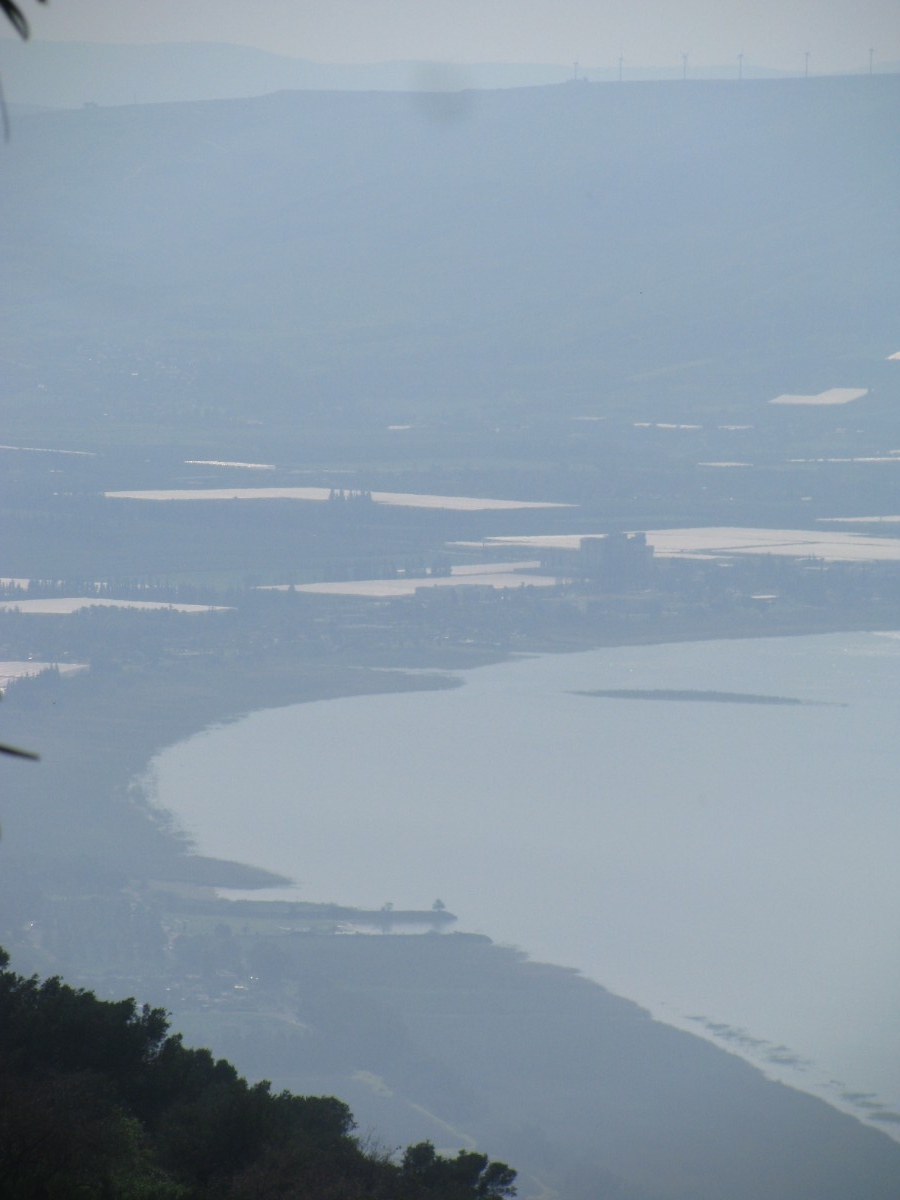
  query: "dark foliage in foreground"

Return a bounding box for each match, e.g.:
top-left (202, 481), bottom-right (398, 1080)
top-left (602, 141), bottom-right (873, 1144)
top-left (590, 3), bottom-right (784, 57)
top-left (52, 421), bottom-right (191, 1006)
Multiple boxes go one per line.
top-left (0, 949), bottom-right (515, 1198)
top-left (1, 0), bottom-right (44, 42)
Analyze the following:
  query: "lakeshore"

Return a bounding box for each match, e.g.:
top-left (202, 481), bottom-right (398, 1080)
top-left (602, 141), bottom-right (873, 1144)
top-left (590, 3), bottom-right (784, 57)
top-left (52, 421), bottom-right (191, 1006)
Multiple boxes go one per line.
top-left (5, 610), bottom-right (900, 1146)
top-left (150, 630), bottom-right (900, 1136)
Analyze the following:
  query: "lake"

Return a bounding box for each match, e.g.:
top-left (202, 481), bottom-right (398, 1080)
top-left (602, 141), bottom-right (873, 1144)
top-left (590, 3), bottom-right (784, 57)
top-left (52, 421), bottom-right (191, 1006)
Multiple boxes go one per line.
top-left (150, 632), bottom-right (900, 1131)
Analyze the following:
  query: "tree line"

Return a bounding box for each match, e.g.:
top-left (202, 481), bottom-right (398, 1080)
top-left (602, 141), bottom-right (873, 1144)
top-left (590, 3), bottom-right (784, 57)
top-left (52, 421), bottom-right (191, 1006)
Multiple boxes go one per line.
top-left (0, 948), bottom-right (516, 1198)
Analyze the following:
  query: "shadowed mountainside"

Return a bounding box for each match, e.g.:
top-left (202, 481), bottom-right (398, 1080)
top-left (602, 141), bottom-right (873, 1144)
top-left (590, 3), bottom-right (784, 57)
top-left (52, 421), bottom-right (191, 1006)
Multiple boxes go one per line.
top-left (2, 76), bottom-right (897, 446)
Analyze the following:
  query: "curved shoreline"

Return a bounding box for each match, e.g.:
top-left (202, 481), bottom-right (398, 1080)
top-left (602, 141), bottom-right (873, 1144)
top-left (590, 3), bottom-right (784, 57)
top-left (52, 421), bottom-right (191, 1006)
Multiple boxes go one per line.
top-left (148, 631), bottom-right (900, 1139)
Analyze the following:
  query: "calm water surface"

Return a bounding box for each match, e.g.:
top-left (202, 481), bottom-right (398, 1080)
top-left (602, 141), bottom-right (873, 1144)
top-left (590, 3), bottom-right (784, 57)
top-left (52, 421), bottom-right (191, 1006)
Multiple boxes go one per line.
top-left (151, 633), bottom-right (900, 1127)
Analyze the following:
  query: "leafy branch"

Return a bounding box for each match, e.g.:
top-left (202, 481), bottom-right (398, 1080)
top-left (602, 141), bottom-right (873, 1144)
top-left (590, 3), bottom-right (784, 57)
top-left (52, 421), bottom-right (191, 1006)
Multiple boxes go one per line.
top-left (0, 742), bottom-right (39, 762)
top-left (1, 0), bottom-right (46, 40)
top-left (0, 0), bottom-right (47, 139)
top-left (0, 693), bottom-right (39, 761)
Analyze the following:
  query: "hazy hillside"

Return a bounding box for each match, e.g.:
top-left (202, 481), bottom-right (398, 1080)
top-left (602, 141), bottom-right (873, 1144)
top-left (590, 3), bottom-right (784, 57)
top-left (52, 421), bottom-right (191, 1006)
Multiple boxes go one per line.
top-left (0, 40), bottom-right (822, 111)
top-left (168, 930), bottom-right (900, 1200)
top-left (3, 70), bottom-right (900, 1200)
top-left (2, 76), bottom-right (897, 448)
top-left (0, 41), bottom-right (583, 108)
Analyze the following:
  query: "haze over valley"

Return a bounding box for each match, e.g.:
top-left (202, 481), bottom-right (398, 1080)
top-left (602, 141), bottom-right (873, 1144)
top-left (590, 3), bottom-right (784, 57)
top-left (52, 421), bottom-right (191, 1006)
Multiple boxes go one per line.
top-left (1, 28), bottom-right (899, 1198)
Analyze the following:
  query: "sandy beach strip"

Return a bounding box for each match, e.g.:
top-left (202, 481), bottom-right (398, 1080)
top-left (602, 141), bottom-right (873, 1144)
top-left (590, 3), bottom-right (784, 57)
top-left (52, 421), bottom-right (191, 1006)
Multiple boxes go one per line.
top-left (0, 599), bottom-right (231, 615)
top-left (468, 527), bottom-right (900, 563)
top-left (769, 388), bottom-right (868, 406)
top-left (105, 487), bottom-right (570, 511)
top-left (260, 563), bottom-right (560, 598)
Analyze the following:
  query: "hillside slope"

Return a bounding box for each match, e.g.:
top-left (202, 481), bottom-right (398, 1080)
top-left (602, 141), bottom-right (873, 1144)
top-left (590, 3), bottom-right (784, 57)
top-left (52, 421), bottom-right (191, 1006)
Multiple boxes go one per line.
top-left (2, 76), bottom-right (897, 445)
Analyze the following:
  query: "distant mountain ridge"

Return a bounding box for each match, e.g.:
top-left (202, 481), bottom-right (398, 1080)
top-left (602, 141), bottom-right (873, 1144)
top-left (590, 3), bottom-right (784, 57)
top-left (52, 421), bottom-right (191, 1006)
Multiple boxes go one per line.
top-left (1, 38), bottom-right (896, 109)
top-left (2, 73), bottom-right (897, 446)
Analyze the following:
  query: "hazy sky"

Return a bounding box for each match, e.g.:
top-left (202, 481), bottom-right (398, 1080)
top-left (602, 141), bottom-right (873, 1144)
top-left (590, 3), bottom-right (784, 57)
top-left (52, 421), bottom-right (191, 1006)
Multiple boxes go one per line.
top-left (6, 0), bottom-right (898, 74)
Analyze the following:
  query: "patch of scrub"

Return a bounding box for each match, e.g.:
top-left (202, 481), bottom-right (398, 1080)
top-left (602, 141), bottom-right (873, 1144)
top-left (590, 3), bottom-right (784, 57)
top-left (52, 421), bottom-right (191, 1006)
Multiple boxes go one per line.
top-left (0, 661), bottom-right (87, 690)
